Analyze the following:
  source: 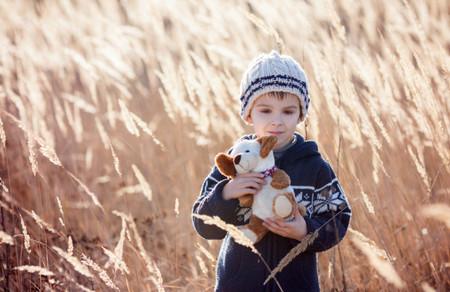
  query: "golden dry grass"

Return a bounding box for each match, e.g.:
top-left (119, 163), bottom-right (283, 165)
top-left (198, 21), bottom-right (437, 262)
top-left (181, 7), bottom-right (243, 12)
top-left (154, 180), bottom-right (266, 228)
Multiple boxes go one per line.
top-left (0, 0), bottom-right (449, 291)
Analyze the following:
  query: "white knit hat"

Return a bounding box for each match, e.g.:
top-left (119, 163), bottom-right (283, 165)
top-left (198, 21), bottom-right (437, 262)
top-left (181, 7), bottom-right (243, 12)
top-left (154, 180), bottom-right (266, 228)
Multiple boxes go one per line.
top-left (239, 50), bottom-right (310, 122)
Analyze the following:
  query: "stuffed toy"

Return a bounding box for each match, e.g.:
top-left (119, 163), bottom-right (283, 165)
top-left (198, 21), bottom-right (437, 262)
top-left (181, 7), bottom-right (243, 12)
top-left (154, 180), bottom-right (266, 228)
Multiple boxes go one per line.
top-left (215, 136), bottom-right (307, 243)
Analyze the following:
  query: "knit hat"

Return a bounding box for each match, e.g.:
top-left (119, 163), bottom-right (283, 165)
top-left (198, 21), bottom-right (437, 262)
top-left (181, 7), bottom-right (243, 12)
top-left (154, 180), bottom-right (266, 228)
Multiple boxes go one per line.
top-left (239, 50), bottom-right (310, 122)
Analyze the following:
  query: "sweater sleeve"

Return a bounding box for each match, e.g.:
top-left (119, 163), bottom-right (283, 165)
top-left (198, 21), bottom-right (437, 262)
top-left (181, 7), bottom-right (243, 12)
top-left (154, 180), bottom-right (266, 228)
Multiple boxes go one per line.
top-left (295, 161), bottom-right (352, 252)
top-left (191, 165), bottom-right (242, 240)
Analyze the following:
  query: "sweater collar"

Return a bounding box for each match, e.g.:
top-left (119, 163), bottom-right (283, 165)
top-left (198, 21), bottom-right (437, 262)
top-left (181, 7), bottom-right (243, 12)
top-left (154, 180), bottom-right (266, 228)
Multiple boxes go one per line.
top-left (241, 132), bottom-right (321, 161)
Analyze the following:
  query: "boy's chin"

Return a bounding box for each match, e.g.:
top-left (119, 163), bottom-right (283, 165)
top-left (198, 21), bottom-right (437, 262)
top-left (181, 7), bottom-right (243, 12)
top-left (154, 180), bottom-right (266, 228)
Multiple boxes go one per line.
top-left (273, 140), bottom-right (286, 149)
top-left (274, 136), bottom-right (295, 149)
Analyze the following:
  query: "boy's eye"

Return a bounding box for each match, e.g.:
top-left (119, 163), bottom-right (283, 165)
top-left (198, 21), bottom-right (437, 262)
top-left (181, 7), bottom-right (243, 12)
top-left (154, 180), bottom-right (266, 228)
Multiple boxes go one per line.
top-left (260, 109), bottom-right (271, 114)
top-left (284, 110), bottom-right (294, 114)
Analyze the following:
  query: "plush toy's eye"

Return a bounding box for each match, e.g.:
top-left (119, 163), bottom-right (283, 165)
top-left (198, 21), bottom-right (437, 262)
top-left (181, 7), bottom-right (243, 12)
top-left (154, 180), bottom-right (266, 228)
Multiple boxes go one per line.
top-left (245, 150), bottom-right (250, 153)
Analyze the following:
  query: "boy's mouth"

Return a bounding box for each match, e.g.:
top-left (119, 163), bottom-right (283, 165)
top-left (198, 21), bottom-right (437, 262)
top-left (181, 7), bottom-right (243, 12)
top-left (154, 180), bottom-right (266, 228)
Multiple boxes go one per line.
top-left (267, 131), bottom-right (284, 136)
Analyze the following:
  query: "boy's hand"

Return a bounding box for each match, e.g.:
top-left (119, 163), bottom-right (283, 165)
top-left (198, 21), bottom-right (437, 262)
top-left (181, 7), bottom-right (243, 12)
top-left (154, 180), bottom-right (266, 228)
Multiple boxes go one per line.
top-left (222, 173), bottom-right (266, 200)
top-left (263, 207), bottom-right (308, 241)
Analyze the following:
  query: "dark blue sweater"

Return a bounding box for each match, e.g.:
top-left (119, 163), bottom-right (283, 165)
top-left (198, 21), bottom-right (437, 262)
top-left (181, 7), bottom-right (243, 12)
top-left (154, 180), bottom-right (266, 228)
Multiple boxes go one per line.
top-left (192, 133), bottom-right (352, 292)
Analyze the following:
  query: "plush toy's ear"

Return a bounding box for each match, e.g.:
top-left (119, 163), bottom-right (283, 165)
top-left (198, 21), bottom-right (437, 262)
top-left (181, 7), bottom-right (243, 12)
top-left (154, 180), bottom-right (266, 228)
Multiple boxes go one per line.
top-left (215, 153), bottom-right (237, 178)
top-left (257, 136), bottom-right (278, 158)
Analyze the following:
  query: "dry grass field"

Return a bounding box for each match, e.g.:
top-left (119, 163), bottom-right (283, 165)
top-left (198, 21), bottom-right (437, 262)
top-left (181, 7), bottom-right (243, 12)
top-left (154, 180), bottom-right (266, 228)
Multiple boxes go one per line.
top-left (0, 0), bottom-right (449, 291)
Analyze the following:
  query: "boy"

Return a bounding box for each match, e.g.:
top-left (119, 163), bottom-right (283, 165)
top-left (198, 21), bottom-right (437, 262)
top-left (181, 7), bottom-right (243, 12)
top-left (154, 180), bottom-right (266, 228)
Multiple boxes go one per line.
top-left (192, 51), bottom-right (351, 292)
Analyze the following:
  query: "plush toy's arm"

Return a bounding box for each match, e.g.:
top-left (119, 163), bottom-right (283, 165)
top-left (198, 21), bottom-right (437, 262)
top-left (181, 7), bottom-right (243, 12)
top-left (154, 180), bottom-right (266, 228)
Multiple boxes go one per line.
top-left (298, 204), bottom-right (307, 217)
top-left (271, 169), bottom-right (291, 189)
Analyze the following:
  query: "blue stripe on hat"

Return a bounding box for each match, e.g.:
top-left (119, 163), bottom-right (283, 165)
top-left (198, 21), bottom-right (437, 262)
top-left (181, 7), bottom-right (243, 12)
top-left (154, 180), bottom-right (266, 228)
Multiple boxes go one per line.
top-left (240, 79), bottom-right (309, 114)
top-left (240, 74), bottom-right (308, 101)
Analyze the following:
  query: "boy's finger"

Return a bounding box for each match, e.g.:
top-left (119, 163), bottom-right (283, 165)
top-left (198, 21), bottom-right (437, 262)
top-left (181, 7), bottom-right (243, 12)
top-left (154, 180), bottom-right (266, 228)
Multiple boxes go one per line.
top-left (275, 220), bottom-right (287, 228)
top-left (244, 177), bottom-right (265, 183)
top-left (275, 218), bottom-right (290, 229)
top-left (243, 182), bottom-right (262, 191)
top-left (263, 221), bottom-right (286, 236)
top-left (240, 173), bottom-right (265, 178)
top-left (266, 218), bottom-right (285, 228)
top-left (293, 206), bottom-right (301, 218)
top-left (242, 188), bottom-right (258, 195)
top-left (263, 220), bottom-right (278, 230)
top-left (239, 178), bottom-right (265, 187)
top-left (253, 178), bottom-right (266, 185)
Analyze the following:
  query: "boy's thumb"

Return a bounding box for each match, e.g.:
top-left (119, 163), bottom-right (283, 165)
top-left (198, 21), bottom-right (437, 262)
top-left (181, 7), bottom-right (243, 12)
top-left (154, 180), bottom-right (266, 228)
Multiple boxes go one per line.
top-left (293, 205), bottom-right (301, 218)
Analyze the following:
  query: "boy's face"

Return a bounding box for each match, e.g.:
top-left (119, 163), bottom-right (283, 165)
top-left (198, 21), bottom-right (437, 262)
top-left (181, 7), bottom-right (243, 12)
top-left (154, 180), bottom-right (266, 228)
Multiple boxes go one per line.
top-left (246, 93), bottom-right (300, 150)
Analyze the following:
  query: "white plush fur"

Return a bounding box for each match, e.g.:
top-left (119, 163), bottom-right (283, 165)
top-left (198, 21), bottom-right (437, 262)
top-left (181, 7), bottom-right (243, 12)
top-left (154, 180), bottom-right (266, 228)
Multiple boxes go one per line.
top-left (241, 229), bottom-right (258, 243)
top-left (230, 140), bottom-right (274, 173)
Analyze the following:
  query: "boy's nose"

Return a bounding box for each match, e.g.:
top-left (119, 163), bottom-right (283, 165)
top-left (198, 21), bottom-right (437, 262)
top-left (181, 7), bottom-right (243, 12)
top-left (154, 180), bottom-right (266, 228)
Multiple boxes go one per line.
top-left (234, 155), bottom-right (241, 165)
top-left (271, 114), bottom-right (283, 125)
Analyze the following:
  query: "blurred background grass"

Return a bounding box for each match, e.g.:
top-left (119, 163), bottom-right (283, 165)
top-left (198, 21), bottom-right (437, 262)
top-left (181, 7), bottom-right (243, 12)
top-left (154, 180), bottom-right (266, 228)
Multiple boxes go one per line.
top-left (0, 0), bottom-right (449, 290)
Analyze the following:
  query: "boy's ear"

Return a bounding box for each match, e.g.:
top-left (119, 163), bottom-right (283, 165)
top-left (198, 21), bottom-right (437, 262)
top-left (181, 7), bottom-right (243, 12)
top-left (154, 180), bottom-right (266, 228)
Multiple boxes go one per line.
top-left (298, 106), bottom-right (304, 123)
top-left (257, 136), bottom-right (278, 158)
top-left (245, 115), bottom-right (253, 125)
top-left (215, 153), bottom-right (237, 178)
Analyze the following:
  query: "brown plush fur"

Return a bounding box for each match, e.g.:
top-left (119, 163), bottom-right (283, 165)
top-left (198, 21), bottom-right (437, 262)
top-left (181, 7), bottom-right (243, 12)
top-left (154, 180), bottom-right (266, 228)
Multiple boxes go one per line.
top-left (215, 153), bottom-right (236, 178)
top-left (298, 203), bottom-right (307, 217)
top-left (215, 153), bottom-right (253, 207)
top-left (247, 215), bottom-right (268, 242)
top-left (257, 136), bottom-right (277, 158)
top-left (238, 195), bottom-right (253, 207)
top-left (270, 169), bottom-right (291, 189)
top-left (285, 192), bottom-right (298, 218)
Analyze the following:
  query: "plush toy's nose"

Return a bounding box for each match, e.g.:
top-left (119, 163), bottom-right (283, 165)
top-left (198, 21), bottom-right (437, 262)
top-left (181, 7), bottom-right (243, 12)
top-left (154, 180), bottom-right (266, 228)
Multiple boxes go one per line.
top-left (234, 155), bottom-right (241, 165)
